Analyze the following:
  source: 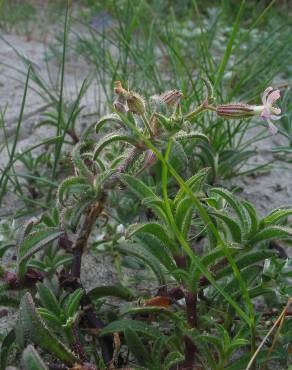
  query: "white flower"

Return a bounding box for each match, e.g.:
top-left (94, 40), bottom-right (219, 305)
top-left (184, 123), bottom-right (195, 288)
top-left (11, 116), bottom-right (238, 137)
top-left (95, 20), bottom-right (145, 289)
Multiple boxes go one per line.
top-left (116, 224), bottom-right (125, 235)
top-left (254, 87), bottom-right (281, 134)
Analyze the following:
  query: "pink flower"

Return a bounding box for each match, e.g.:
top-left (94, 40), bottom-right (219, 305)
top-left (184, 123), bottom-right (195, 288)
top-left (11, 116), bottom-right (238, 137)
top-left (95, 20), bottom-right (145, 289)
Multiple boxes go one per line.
top-left (258, 87), bottom-right (281, 134)
top-left (216, 87), bottom-right (282, 135)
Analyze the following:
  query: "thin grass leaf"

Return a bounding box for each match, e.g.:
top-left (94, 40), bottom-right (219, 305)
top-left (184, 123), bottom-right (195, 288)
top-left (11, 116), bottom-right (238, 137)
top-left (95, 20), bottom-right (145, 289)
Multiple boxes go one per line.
top-left (214, 0), bottom-right (246, 90)
top-left (0, 66), bottom-right (31, 202)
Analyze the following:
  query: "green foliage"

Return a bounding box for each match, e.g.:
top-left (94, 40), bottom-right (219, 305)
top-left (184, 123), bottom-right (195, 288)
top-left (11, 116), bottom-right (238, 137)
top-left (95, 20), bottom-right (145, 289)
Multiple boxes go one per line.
top-left (17, 228), bottom-right (63, 279)
top-left (22, 345), bottom-right (48, 370)
top-left (19, 293), bottom-right (79, 365)
top-left (0, 329), bottom-right (16, 370)
top-left (0, 1), bottom-right (291, 369)
top-left (88, 285), bottom-right (135, 301)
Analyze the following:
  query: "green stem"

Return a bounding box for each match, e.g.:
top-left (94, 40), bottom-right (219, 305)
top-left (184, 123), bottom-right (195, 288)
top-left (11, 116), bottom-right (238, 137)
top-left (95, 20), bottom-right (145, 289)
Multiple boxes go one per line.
top-left (185, 104), bottom-right (216, 122)
top-left (141, 113), bottom-right (153, 137)
top-left (185, 105), bottom-right (207, 121)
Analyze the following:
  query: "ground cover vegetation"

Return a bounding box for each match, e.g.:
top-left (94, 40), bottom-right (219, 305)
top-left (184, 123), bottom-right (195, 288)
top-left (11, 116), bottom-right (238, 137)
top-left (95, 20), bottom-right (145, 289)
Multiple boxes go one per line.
top-left (0, 1), bottom-right (291, 369)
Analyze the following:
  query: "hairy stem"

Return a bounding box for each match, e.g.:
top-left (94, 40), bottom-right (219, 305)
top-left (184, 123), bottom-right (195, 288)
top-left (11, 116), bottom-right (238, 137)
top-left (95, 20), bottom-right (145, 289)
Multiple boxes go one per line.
top-left (71, 197), bottom-right (105, 278)
top-left (66, 145), bottom-right (149, 364)
top-left (182, 292), bottom-right (197, 369)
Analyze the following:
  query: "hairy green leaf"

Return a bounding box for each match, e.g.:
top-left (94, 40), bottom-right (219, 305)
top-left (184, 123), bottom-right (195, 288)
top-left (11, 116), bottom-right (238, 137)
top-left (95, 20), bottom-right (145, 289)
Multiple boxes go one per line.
top-left (164, 351), bottom-right (184, 369)
top-left (249, 226), bottom-right (292, 245)
top-left (57, 176), bottom-right (90, 207)
top-left (72, 142), bottom-right (94, 178)
top-left (259, 208), bottom-right (292, 227)
top-left (174, 168), bottom-right (209, 206)
top-left (210, 211), bottom-right (242, 243)
top-left (22, 345), bottom-right (48, 370)
top-left (117, 243), bottom-right (166, 285)
top-left (100, 319), bottom-right (161, 339)
top-left (120, 174), bottom-right (159, 200)
top-left (37, 283), bottom-right (61, 316)
top-left (0, 294), bottom-right (19, 308)
top-left (88, 285), bottom-right (134, 301)
top-left (0, 329), bottom-right (15, 370)
top-left (19, 293), bottom-right (78, 366)
top-left (18, 230), bottom-right (63, 279)
top-left (95, 113), bottom-right (124, 133)
top-left (127, 222), bottom-right (175, 250)
top-left (125, 328), bottom-right (149, 366)
top-left (210, 188), bottom-right (248, 232)
top-left (93, 131), bottom-right (137, 159)
top-left (215, 250), bottom-right (275, 280)
top-left (64, 288), bottom-right (84, 318)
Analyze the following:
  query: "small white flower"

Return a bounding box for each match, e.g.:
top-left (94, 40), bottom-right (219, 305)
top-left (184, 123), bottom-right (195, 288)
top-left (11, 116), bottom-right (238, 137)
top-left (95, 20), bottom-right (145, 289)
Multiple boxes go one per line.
top-left (116, 224), bottom-right (125, 235)
top-left (254, 86), bottom-right (281, 134)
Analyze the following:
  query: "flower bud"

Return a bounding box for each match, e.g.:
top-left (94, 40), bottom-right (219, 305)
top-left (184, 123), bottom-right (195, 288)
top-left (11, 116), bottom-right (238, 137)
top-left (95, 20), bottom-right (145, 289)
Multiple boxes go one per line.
top-left (160, 89), bottom-right (183, 106)
top-left (114, 81), bottom-right (145, 115)
top-left (143, 149), bottom-right (157, 168)
top-left (114, 80), bottom-right (126, 95)
top-left (113, 98), bottom-right (127, 113)
top-left (116, 224), bottom-right (125, 235)
top-left (126, 92), bottom-right (146, 115)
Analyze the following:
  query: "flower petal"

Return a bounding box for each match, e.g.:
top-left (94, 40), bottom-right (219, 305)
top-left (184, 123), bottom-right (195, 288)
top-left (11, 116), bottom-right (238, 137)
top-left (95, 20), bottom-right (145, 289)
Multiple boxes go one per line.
top-left (267, 120), bottom-right (278, 135)
top-left (262, 86), bottom-right (273, 105)
top-left (267, 89), bottom-right (280, 105)
top-left (272, 107), bottom-right (281, 115)
top-left (260, 107), bottom-right (271, 120)
top-left (270, 114), bottom-right (282, 121)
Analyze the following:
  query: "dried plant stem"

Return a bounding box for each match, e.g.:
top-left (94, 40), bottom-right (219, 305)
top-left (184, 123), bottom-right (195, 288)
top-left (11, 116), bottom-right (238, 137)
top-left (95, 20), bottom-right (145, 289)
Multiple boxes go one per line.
top-left (246, 298), bottom-right (291, 370)
top-left (260, 298), bottom-right (291, 370)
